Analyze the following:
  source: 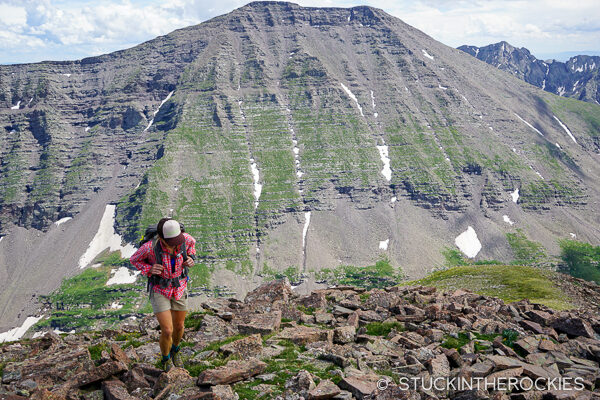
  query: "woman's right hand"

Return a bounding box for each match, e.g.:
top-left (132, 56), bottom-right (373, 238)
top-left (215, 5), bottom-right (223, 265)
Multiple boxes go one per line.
top-left (150, 264), bottom-right (164, 275)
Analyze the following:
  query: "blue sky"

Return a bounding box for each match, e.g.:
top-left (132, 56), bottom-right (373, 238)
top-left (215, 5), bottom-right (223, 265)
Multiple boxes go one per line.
top-left (1, 0), bottom-right (599, 64)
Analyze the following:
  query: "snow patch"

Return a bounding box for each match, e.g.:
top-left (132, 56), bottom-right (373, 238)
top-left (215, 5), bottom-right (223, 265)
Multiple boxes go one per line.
top-left (63, 73), bottom-right (71, 77)
top-left (422, 49), bottom-right (434, 60)
top-left (376, 145), bottom-right (392, 181)
top-left (250, 158), bottom-right (262, 208)
top-left (438, 84), bottom-right (447, 90)
top-left (10, 101), bottom-right (20, 110)
top-left (340, 83), bottom-right (364, 117)
top-left (511, 188), bottom-right (519, 203)
top-left (390, 196), bottom-right (397, 204)
top-left (302, 211), bottom-right (311, 251)
top-left (455, 227), bottom-right (482, 258)
top-left (514, 113), bottom-right (543, 136)
top-left (78, 205), bottom-right (137, 268)
top-left (85, 127), bottom-right (90, 132)
top-left (370, 90), bottom-right (376, 109)
top-left (110, 301), bottom-right (123, 310)
top-left (53, 328), bottom-right (75, 335)
top-left (0, 315), bottom-right (44, 343)
top-left (144, 91), bottom-right (174, 132)
top-left (106, 267), bottom-right (140, 286)
top-left (54, 217), bottom-right (72, 226)
top-left (379, 239), bottom-right (389, 251)
top-left (557, 86), bottom-right (565, 96)
top-left (570, 233), bottom-right (576, 238)
top-left (503, 215), bottom-right (514, 226)
top-left (530, 166), bottom-right (544, 180)
top-left (553, 115), bottom-right (577, 144)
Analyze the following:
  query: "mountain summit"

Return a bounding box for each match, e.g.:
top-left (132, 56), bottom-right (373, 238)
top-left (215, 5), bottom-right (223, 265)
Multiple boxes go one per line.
top-left (1, 2), bottom-right (599, 331)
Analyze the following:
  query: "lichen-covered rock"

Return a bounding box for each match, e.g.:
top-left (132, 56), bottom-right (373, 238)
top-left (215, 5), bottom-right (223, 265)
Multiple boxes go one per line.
top-left (196, 358), bottom-right (266, 386)
top-left (308, 379), bottom-right (340, 400)
top-left (236, 311), bottom-right (281, 336)
top-left (220, 334), bottom-right (263, 359)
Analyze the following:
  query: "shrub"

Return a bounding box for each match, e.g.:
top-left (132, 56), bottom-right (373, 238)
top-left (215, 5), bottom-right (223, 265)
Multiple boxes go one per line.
top-left (559, 239), bottom-right (600, 284)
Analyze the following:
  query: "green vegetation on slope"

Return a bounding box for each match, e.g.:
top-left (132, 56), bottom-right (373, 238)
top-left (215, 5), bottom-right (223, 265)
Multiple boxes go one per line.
top-left (35, 251), bottom-right (148, 331)
top-left (560, 239), bottom-right (600, 284)
top-left (403, 264), bottom-right (573, 310)
top-left (506, 229), bottom-right (547, 264)
top-left (544, 94), bottom-right (600, 138)
top-left (315, 257), bottom-right (403, 290)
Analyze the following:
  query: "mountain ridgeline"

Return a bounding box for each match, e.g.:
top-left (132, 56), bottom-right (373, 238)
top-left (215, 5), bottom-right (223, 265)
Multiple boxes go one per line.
top-left (1, 2), bottom-right (600, 330)
top-left (458, 41), bottom-right (600, 104)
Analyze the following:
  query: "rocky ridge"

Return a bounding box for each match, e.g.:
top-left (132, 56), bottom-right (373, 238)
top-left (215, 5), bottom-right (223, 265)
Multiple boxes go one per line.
top-left (2, 278), bottom-right (600, 399)
top-left (458, 41), bottom-right (600, 104)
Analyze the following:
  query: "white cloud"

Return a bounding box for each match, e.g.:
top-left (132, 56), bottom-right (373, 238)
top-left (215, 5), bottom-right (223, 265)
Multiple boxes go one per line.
top-left (0, 0), bottom-right (598, 64)
top-left (0, 4), bottom-right (27, 27)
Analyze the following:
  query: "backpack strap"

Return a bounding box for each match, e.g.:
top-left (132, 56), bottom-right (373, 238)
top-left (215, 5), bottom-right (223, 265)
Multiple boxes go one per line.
top-left (147, 238), bottom-right (163, 295)
top-left (180, 240), bottom-right (189, 280)
top-left (147, 237), bottom-right (190, 294)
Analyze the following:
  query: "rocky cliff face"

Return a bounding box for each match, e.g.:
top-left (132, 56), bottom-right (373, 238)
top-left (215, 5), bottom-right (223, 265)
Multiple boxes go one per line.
top-left (1, 2), bottom-right (600, 332)
top-left (1, 279), bottom-right (600, 399)
top-left (458, 41), bottom-right (600, 104)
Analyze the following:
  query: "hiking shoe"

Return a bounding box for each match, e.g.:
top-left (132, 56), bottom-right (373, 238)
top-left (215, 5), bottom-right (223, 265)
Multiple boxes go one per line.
top-left (160, 357), bottom-right (174, 372)
top-left (171, 349), bottom-right (183, 368)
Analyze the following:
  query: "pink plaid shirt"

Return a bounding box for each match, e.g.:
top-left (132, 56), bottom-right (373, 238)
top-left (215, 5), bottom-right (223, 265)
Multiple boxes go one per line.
top-left (130, 233), bottom-right (196, 300)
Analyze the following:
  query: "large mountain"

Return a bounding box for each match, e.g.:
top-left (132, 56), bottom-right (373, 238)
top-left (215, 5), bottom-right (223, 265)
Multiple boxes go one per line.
top-left (1, 2), bottom-right (600, 331)
top-left (458, 41), bottom-right (600, 104)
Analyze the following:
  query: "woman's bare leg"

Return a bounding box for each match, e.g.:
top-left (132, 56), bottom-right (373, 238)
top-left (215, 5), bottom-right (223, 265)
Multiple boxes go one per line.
top-left (155, 310), bottom-right (174, 356)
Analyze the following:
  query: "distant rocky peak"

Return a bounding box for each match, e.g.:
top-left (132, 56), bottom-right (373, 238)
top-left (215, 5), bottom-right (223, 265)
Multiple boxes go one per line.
top-left (459, 41), bottom-right (600, 103)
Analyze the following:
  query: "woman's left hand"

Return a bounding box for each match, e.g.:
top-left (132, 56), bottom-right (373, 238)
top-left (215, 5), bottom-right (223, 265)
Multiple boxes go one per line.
top-left (183, 258), bottom-right (195, 267)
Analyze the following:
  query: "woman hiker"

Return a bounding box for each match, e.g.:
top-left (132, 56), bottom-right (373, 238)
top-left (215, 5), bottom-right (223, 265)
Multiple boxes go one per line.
top-left (130, 218), bottom-right (196, 371)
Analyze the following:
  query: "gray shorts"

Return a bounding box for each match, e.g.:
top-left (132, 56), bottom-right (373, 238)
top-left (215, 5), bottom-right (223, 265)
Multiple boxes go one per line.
top-left (150, 289), bottom-right (189, 314)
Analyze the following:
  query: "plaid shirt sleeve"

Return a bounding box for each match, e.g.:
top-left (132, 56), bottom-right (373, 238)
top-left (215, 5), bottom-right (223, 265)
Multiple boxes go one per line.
top-left (130, 241), bottom-right (154, 277)
top-left (184, 233), bottom-right (196, 258)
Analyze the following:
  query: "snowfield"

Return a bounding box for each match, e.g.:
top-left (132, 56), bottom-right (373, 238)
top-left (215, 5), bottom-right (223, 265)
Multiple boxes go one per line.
top-left (78, 205), bottom-right (137, 268)
top-left (106, 267), bottom-right (140, 286)
top-left (455, 227), bottom-right (482, 258)
top-left (0, 315), bottom-right (44, 343)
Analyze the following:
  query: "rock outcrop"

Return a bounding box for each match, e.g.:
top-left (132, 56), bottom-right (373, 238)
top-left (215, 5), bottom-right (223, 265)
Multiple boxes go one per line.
top-left (2, 279), bottom-right (600, 399)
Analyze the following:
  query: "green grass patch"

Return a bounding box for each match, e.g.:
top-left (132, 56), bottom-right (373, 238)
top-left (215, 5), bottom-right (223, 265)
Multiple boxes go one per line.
top-left (364, 322), bottom-right (405, 336)
top-left (201, 335), bottom-right (247, 352)
top-left (95, 251), bottom-right (130, 267)
top-left (114, 332), bottom-right (141, 341)
top-left (297, 305), bottom-right (315, 315)
top-left (442, 247), bottom-right (468, 267)
top-left (442, 329), bottom-right (519, 354)
top-left (88, 342), bottom-right (110, 361)
top-left (184, 311), bottom-right (210, 331)
top-left (403, 265), bottom-right (574, 310)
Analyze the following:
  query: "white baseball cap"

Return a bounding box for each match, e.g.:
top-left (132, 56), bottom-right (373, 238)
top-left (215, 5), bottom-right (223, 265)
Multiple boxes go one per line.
top-left (157, 218), bottom-right (185, 246)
